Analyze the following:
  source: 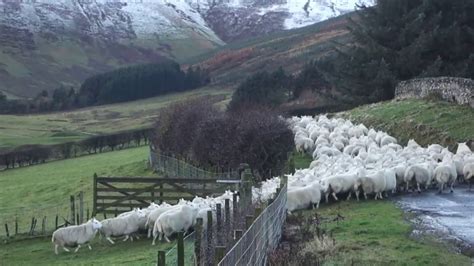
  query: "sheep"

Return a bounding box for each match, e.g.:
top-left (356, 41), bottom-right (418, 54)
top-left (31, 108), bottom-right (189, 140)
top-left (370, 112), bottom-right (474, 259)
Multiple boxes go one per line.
top-left (321, 174), bottom-right (357, 202)
top-left (434, 162), bottom-right (457, 193)
top-left (152, 205), bottom-right (199, 244)
top-left (100, 208), bottom-right (146, 244)
top-left (456, 142), bottom-right (471, 155)
top-left (145, 205), bottom-right (182, 238)
top-left (51, 218), bottom-right (102, 255)
top-left (383, 169), bottom-right (397, 195)
top-left (286, 182), bottom-right (322, 214)
top-left (355, 169), bottom-right (386, 200)
top-left (404, 164), bottom-right (431, 193)
top-left (464, 163), bottom-right (474, 190)
top-left (380, 136), bottom-right (397, 147)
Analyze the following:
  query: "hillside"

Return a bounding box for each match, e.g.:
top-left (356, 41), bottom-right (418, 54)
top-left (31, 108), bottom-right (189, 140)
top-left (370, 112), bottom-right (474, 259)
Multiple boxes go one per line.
top-left (0, 87), bottom-right (231, 148)
top-left (190, 13), bottom-right (353, 92)
top-left (341, 99), bottom-right (474, 149)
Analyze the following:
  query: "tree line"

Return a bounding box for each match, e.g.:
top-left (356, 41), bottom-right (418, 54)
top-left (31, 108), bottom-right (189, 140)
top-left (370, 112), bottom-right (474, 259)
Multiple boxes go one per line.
top-left (0, 128), bottom-right (152, 170)
top-left (230, 0), bottom-right (474, 109)
top-left (152, 99), bottom-right (294, 180)
top-left (0, 60), bottom-right (210, 114)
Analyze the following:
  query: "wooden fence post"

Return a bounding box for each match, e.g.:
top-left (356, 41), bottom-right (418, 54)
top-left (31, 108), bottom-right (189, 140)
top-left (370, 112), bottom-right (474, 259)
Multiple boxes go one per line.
top-left (41, 216), bottom-right (46, 235)
top-left (159, 184), bottom-right (164, 204)
top-left (79, 191), bottom-right (84, 224)
top-left (245, 215), bottom-right (254, 229)
top-left (215, 246), bottom-right (226, 265)
top-left (55, 215), bottom-right (59, 229)
top-left (234, 229), bottom-right (243, 241)
top-left (93, 173), bottom-right (97, 217)
top-left (5, 224), bottom-right (9, 238)
top-left (157, 250), bottom-right (166, 266)
top-left (207, 210), bottom-right (213, 253)
top-left (70, 195), bottom-right (76, 225)
top-left (232, 193), bottom-right (238, 218)
top-left (15, 216), bottom-right (18, 235)
top-left (224, 199), bottom-right (231, 245)
top-left (216, 203), bottom-right (222, 245)
top-left (194, 218), bottom-right (203, 266)
top-left (255, 207), bottom-right (262, 218)
top-left (177, 232), bottom-right (184, 266)
top-left (239, 164), bottom-right (253, 211)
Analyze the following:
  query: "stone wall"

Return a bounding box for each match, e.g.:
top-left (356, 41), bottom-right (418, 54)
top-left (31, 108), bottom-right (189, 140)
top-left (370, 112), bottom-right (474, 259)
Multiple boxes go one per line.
top-left (395, 77), bottom-right (474, 108)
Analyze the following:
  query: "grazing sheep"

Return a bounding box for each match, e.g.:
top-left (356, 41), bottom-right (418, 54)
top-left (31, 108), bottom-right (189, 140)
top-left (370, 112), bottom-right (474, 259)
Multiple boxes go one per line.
top-left (52, 218), bottom-right (102, 255)
top-left (152, 205), bottom-right (199, 244)
top-left (464, 163), bottom-right (474, 190)
top-left (100, 209), bottom-right (146, 244)
top-left (286, 182), bottom-right (322, 213)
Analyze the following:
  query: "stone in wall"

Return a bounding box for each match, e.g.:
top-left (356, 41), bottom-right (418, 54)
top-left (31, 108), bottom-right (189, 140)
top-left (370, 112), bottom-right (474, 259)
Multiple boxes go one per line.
top-left (395, 77), bottom-right (474, 108)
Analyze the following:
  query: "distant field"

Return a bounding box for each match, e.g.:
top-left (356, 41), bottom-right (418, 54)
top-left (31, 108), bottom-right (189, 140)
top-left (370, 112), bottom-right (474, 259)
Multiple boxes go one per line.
top-left (342, 99), bottom-right (474, 148)
top-left (0, 87), bottom-right (232, 148)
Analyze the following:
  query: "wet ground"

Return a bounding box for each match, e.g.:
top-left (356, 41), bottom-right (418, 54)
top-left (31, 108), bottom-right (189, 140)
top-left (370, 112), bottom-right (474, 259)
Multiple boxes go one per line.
top-left (395, 185), bottom-right (474, 255)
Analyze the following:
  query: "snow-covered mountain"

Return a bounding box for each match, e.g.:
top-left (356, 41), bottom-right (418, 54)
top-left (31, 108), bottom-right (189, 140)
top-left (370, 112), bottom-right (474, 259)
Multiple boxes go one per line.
top-left (0, 0), bottom-right (374, 97)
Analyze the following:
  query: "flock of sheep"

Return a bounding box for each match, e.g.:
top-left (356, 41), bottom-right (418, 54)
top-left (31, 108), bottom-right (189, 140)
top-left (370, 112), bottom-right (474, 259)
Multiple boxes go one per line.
top-left (51, 114), bottom-right (474, 254)
top-left (275, 115), bottom-right (474, 213)
top-left (51, 192), bottom-right (234, 254)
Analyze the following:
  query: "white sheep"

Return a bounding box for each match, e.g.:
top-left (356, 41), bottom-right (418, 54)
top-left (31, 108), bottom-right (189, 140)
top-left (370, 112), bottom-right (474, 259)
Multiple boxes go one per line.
top-left (51, 218), bottom-right (102, 255)
top-left (464, 163), bottom-right (474, 190)
top-left (100, 208), bottom-right (146, 244)
top-left (145, 205), bottom-right (182, 238)
top-left (434, 162), bottom-right (457, 193)
top-left (286, 182), bottom-right (322, 213)
top-left (404, 164), bottom-right (432, 192)
top-left (321, 174), bottom-right (357, 202)
top-left (152, 205), bottom-right (199, 244)
top-left (355, 169), bottom-right (386, 200)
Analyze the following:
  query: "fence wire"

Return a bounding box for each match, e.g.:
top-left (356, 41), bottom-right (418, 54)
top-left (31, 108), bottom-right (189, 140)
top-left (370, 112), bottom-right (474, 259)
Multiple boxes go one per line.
top-left (149, 150), bottom-right (240, 180)
top-left (218, 184), bottom-right (287, 266)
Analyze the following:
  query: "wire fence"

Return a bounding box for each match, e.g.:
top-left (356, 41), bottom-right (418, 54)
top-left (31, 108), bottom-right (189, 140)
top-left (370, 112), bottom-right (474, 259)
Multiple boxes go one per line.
top-left (0, 189), bottom-right (94, 241)
top-left (149, 149), bottom-right (240, 180)
top-left (218, 184), bottom-right (287, 266)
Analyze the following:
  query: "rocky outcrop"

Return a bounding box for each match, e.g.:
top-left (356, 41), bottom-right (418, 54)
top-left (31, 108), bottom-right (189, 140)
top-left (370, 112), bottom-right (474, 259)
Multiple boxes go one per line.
top-left (395, 77), bottom-right (474, 108)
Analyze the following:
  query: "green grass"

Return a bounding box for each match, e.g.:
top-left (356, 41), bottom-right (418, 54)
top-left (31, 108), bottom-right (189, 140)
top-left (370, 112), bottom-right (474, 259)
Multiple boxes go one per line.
top-left (302, 201), bottom-right (471, 266)
top-left (0, 235), bottom-right (176, 265)
top-left (292, 150), bottom-right (471, 265)
top-left (0, 146), bottom-right (197, 265)
top-left (0, 87), bottom-right (232, 148)
top-left (0, 146), bottom-right (152, 227)
top-left (343, 99), bottom-right (474, 148)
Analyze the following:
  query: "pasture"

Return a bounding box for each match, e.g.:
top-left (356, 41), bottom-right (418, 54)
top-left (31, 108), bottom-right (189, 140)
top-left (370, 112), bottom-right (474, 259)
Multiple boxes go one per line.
top-left (344, 99), bottom-right (474, 148)
top-left (0, 87), bottom-right (232, 148)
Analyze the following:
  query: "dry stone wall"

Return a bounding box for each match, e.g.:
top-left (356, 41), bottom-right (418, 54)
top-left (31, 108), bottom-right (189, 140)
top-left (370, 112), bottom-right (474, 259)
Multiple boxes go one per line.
top-left (395, 77), bottom-right (474, 108)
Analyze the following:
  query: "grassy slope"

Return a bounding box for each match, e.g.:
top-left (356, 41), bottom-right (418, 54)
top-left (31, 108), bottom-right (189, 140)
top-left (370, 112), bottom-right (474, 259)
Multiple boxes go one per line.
top-left (342, 99), bottom-right (474, 148)
top-left (0, 87), bottom-right (232, 148)
top-left (292, 153), bottom-right (470, 265)
top-left (0, 146), bottom-right (186, 265)
top-left (188, 13), bottom-right (353, 88)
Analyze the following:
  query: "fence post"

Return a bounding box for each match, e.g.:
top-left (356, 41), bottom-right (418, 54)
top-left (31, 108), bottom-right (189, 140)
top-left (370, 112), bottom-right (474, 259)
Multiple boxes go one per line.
top-left (157, 250), bottom-right (166, 266)
top-left (55, 215), bottom-right (58, 229)
top-left (207, 210), bottom-right (213, 257)
top-left (159, 183), bottom-right (164, 204)
top-left (215, 246), bottom-right (226, 265)
top-left (177, 232), bottom-right (185, 266)
top-left (15, 216), bottom-right (18, 235)
top-left (234, 229), bottom-right (243, 241)
top-left (245, 215), bottom-right (254, 229)
top-left (232, 193), bottom-right (238, 218)
top-left (70, 195), bottom-right (76, 225)
top-left (216, 203), bottom-right (222, 245)
top-left (194, 218), bottom-right (203, 266)
top-left (224, 199), bottom-right (231, 245)
top-left (255, 207), bottom-right (262, 218)
top-left (93, 173), bottom-right (97, 217)
top-left (79, 191), bottom-right (84, 224)
top-left (41, 216), bottom-right (46, 235)
top-left (239, 164), bottom-right (253, 212)
top-left (4, 224), bottom-right (9, 238)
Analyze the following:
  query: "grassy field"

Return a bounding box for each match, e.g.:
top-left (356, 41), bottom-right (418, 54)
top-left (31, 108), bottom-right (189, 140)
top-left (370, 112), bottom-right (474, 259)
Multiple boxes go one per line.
top-left (0, 87), bottom-right (232, 148)
top-left (0, 146), bottom-right (193, 265)
top-left (342, 99), bottom-right (474, 148)
top-left (290, 153), bottom-right (471, 265)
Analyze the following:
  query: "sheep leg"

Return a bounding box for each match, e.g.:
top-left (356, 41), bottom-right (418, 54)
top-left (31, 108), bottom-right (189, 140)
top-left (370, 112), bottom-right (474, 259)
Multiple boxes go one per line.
top-left (123, 235), bottom-right (129, 242)
top-left (316, 202), bottom-right (320, 209)
top-left (364, 193), bottom-right (368, 200)
top-left (439, 183), bottom-right (444, 194)
top-left (332, 192), bottom-right (338, 201)
top-left (135, 234), bottom-right (140, 240)
top-left (55, 244), bottom-right (59, 255)
top-left (152, 235), bottom-right (157, 246)
top-left (355, 191), bottom-right (360, 201)
top-left (63, 247), bottom-right (70, 252)
top-left (147, 229), bottom-right (152, 238)
top-left (325, 193), bottom-right (329, 203)
top-left (74, 245), bottom-right (81, 253)
top-left (417, 183), bottom-right (421, 193)
top-left (106, 237), bottom-right (115, 244)
top-left (450, 183), bottom-right (454, 193)
top-left (88, 244), bottom-right (92, 250)
top-left (346, 192), bottom-right (352, 201)
top-left (374, 193), bottom-right (378, 200)
top-left (379, 192), bottom-right (383, 199)
top-left (164, 234), bottom-right (171, 243)
top-left (406, 183), bottom-right (409, 192)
